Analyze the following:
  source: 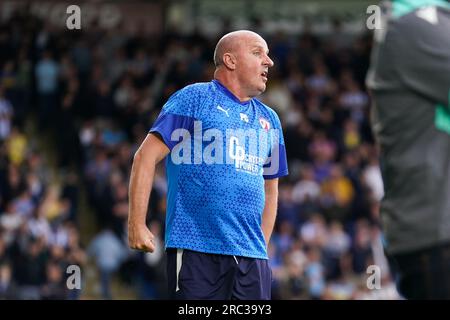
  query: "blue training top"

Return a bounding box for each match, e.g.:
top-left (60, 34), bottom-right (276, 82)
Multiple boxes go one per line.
top-left (150, 79), bottom-right (288, 259)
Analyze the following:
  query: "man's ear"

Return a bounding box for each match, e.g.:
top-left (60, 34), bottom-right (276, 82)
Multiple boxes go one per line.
top-left (222, 53), bottom-right (236, 70)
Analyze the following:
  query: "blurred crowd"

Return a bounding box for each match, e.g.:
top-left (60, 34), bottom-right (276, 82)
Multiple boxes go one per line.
top-left (0, 7), bottom-right (400, 299)
top-left (0, 78), bottom-right (84, 299)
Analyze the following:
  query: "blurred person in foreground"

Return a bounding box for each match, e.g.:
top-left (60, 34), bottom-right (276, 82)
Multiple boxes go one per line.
top-left (128, 30), bottom-right (288, 299)
top-left (367, 0), bottom-right (450, 299)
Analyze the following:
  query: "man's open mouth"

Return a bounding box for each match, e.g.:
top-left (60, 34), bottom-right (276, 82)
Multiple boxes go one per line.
top-left (261, 71), bottom-right (268, 80)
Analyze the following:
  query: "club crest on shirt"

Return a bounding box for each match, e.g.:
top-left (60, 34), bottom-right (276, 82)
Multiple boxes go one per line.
top-left (259, 117), bottom-right (270, 130)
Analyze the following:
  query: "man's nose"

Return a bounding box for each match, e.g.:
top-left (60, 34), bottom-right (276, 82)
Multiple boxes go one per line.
top-left (264, 55), bottom-right (274, 68)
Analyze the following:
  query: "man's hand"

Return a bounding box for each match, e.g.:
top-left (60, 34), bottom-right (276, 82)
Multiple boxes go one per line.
top-left (128, 224), bottom-right (156, 253)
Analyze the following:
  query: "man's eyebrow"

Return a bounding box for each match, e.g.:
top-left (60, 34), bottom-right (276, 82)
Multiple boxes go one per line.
top-left (251, 45), bottom-right (269, 53)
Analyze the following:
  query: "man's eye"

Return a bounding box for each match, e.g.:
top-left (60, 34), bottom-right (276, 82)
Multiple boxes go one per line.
top-left (253, 52), bottom-right (261, 56)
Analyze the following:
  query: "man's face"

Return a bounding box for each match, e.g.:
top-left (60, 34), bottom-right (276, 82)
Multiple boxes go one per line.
top-left (234, 35), bottom-right (274, 97)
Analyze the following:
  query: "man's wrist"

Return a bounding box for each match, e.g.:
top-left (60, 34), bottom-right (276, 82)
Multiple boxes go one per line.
top-left (128, 218), bottom-right (147, 229)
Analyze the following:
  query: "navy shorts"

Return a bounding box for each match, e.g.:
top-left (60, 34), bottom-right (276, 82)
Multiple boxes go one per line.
top-left (167, 248), bottom-right (272, 300)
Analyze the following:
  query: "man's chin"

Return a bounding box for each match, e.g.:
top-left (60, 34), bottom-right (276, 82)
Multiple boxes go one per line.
top-left (256, 83), bottom-right (266, 94)
top-left (247, 84), bottom-right (266, 98)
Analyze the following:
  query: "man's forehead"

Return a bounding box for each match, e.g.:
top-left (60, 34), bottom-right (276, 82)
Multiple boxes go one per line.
top-left (246, 38), bottom-right (269, 50)
top-left (250, 43), bottom-right (269, 50)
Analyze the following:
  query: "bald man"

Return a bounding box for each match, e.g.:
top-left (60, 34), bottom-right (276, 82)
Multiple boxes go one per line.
top-left (128, 30), bottom-right (288, 300)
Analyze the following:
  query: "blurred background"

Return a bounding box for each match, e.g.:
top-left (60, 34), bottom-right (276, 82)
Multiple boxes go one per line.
top-left (0, 0), bottom-right (400, 299)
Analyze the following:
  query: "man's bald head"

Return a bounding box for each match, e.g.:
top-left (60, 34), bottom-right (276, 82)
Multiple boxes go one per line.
top-left (213, 30), bottom-right (265, 67)
top-left (213, 30), bottom-right (273, 100)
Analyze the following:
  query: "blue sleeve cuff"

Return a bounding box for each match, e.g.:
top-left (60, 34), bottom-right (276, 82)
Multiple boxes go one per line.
top-left (263, 144), bottom-right (288, 179)
top-left (149, 113), bottom-right (196, 150)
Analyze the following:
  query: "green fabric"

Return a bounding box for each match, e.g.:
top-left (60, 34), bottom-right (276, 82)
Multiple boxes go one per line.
top-left (392, 0), bottom-right (450, 18)
top-left (435, 91), bottom-right (450, 134)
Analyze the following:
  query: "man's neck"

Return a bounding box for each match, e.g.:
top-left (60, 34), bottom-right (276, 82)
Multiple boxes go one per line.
top-left (214, 72), bottom-right (251, 102)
